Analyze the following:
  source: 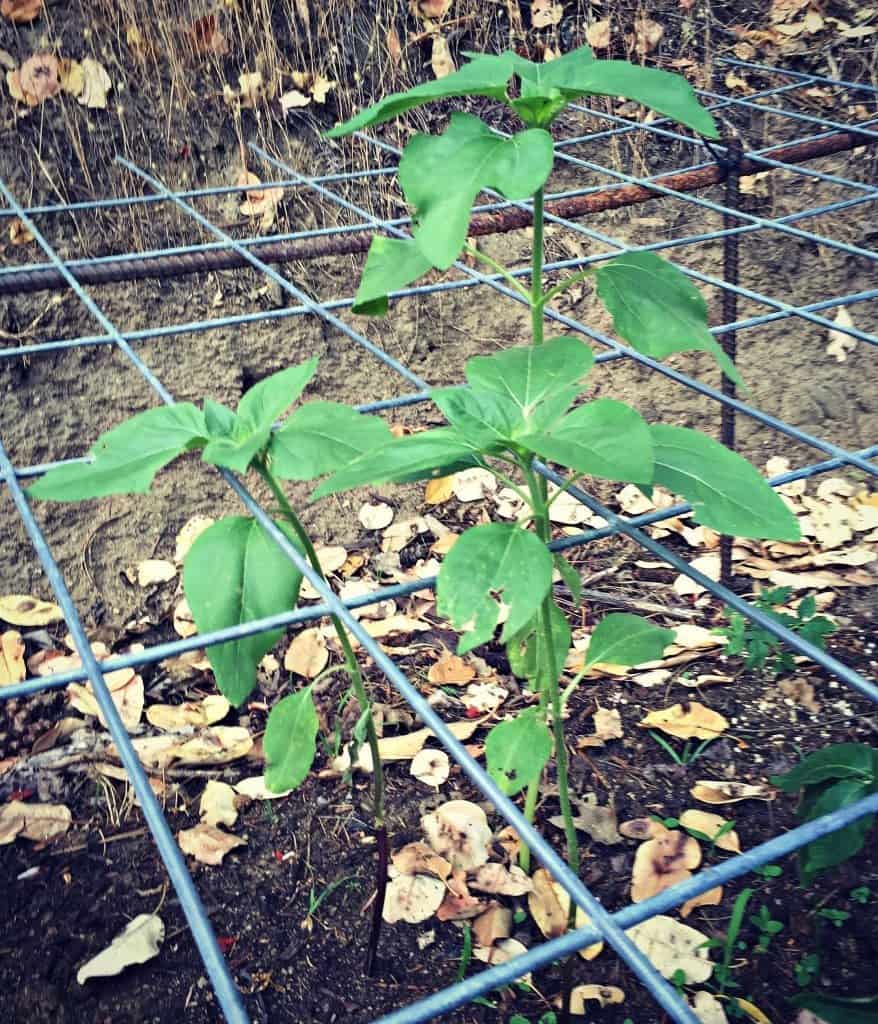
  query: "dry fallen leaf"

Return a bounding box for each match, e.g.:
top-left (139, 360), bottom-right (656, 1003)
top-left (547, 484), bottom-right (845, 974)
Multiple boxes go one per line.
top-left (359, 501), bottom-right (394, 530)
top-left (551, 794), bottom-right (622, 845)
top-left (178, 823), bottom-right (246, 865)
top-left (469, 862), bottom-right (533, 896)
top-left (532, 0), bottom-right (563, 28)
top-left (135, 559), bottom-right (177, 587)
top-left (330, 718), bottom-right (479, 773)
top-left (826, 307), bottom-right (856, 362)
top-left (174, 726), bottom-right (253, 765)
top-left (579, 706), bottom-right (623, 747)
top-left (199, 780), bottom-right (239, 828)
top-left (681, 885), bottom-right (724, 919)
top-left (430, 34), bottom-right (455, 79)
top-left (632, 16), bottom-right (664, 53)
top-left (410, 748), bottom-right (450, 787)
top-left (0, 799), bottom-right (71, 843)
top-left (77, 57), bottom-right (111, 109)
top-left (778, 677), bottom-right (821, 714)
top-left (234, 776), bottom-right (293, 800)
top-left (0, 594), bottom-right (63, 627)
top-left (428, 652), bottom-right (475, 685)
top-left (619, 817), bottom-right (669, 841)
top-left (391, 841), bottom-right (452, 881)
top-left (638, 702), bottom-right (729, 741)
top-left (76, 914), bottom-right (164, 984)
top-left (559, 985), bottom-right (626, 1014)
top-left (472, 904), bottom-right (512, 947)
top-left (436, 885), bottom-right (488, 922)
top-left (0, 630), bottom-right (25, 685)
top-left (173, 598), bottom-right (197, 638)
top-left (462, 681), bottom-right (508, 714)
top-left (453, 467), bottom-right (496, 502)
top-left (692, 990), bottom-right (729, 1024)
top-left (528, 869), bottom-right (604, 959)
top-left (284, 628), bottom-right (329, 679)
top-left (13, 52), bottom-right (59, 105)
top-left (472, 937), bottom-right (532, 984)
top-left (422, 799), bottom-right (492, 870)
top-left (586, 19), bottom-right (611, 48)
top-left (631, 830), bottom-right (701, 902)
top-left (425, 475), bottom-right (454, 505)
top-left (69, 674), bottom-right (144, 732)
top-left (174, 515), bottom-right (214, 563)
top-left (8, 217), bottom-right (34, 246)
top-left (185, 14), bottom-right (228, 56)
top-left (146, 694), bottom-right (229, 731)
top-left (1, 0), bottom-right (43, 23)
top-left (383, 874), bottom-right (446, 923)
top-left (690, 780), bottom-right (776, 805)
top-left (626, 914), bottom-right (713, 982)
top-left (678, 810), bottom-right (741, 852)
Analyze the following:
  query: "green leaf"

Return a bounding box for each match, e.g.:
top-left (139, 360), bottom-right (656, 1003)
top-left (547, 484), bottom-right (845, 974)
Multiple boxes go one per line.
top-left (183, 517), bottom-right (303, 706)
top-left (264, 686), bottom-right (319, 792)
top-left (236, 359), bottom-right (319, 433)
top-left (506, 600), bottom-right (571, 690)
top-left (437, 523), bottom-right (553, 654)
top-left (771, 743), bottom-right (877, 793)
top-left (270, 401), bottom-right (395, 479)
top-left (204, 399), bottom-right (237, 438)
top-left (791, 992), bottom-right (878, 1024)
top-left (650, 425), bottom-right (802, 541)
top-left (559, 61), bottom-right (718, 138)
top-left (27, 403), bottom-right (207, 501)
top-left (585, 612), bottom-right (674, 667)
top-left (486, 707), bottom-right (553, 796)
top-left (465, 335), bottom-right (594, 430)
top-left (797, 779), bottom-right (876, 883)
top-left (595, 252), bottom-right (740, 384)
top-left (430, 386), bottom-right (521, 450)
top-left (521, 398), bottom-right (653, 483)
top-left (400, 113), bottom-right (554, 269)
top-left (554, 553), bottom-right (582, 604)
top-left (353, 236), bottom-right (434, 315)
top-left (311, 427), bottom-right (481, 499)
top-left (202, 360), bottom-right (320, 474)
top-left (325, 51), bottom-right (518, 137)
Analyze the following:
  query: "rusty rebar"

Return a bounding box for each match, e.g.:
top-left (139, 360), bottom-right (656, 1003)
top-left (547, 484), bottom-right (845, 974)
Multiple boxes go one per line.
top-left (0, 130), bottom-right (872, 297)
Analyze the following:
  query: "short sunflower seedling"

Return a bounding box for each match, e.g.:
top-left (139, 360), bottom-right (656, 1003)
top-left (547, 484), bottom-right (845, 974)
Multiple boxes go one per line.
top-left (28, 358), bottom-right (394, 970)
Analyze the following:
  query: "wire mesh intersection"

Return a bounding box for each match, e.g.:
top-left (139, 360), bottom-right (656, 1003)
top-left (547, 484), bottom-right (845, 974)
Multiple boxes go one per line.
top-left (1, 57), bottom-right (876, 1024)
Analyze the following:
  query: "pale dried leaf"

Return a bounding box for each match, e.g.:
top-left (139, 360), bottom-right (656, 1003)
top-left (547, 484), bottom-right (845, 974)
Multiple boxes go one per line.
top-left (631, 831), bottom-right (701, 901)
top-left (173, 598), bottom-right (197, 638)
top-left (692, 990), bottom-right (729, 1024)
top-left (390, 841), bottom-right (452, 880)
top-left (136, 559), bottom-right (177, 587)
top-left (586, 19), bottom-right (612, 47)
top-left (778, 677), bottom-right (821, 714)
top-left (359, 501), bottom-right (394, 530)
top-left (436, 886), bottom-right (488, 921)
top-left (410, 748), bottom-right (450, 787)
top-left (430, 34), bottom-right (455, 79)
top-left (174, 515), bottom-right (214, 563)
top-left (632, 16), bottom-right (664, 53)
top-left (690, 780), bottom-right (776, 805)
top-left (428, 652), bottom-right (475, 685)
top-left (560, 985), bottom-right (626, 1014)
top-left (234, 776), bottom-right (293, 800)
top-left (638, 702), bottom-right (729, 741)
top-left (826, 306), bottom-right (856, 362)
top-left (280, 88), bottom-right (310, 111)
top-left (178, 823), bottom-right (246, 865)
top-left (472, 937), bottom-right (532, 984)
top-left (0, 594), bottom-right (63, 627)
top-left (0, 630), bottom-right (25, 685)
top-left (77, 58), bottom-right (111, 109)
top-left (452, 468), bottom-right (497, 502)
top-left (76, 914), bottom-right (164, 984)
top-left (8, 217), bottom-right (34, 246)
top-left (681, 886), bottom-right (724, 918)
top-left (383, 874), bottom-right (445, 923)
top-left (462, 681), bottom-right (507, 714)
top-left (69, 674), bottom-right (144, 732)
top-left (174, 726), bottom-right (253, 765)
top-left (284, 628), bottom-right (329, 678)
top-left (18, 53), bottom-right (60, 104)
top-left (679, 810), bottom-right (741, 852)
top-left (146, 695), bottom-right (230, 731)
top-left (472, 904), bottom-right (512, 947)
top-left (199, 780), bottom-right (239, 828)
top-left (0, 799), bottom-right (71, 843)
top-left (469, 862), bottom-right (533, 896)
top-left (425, 475), bottom-right (454, 505)
top-left (551, 794), bottom-right (622, 845)
top-left (422, 799), bottom-right (492, 870)
top-left (1, 0), bottom-right (43, 23)
top-left (626, 914), bottom-right (713, 982)
top-left (532, 0), bottom-right (563, 28)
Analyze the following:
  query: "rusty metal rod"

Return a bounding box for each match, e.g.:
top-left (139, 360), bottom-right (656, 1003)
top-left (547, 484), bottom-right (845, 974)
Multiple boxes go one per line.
top-left (0, 130), bottom-right (871, 297)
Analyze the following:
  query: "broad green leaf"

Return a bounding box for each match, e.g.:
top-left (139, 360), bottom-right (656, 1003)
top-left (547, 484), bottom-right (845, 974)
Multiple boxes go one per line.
top-left (465, 335), bottom-right (594, 430)
top-left (650, 425), bottom-right (801, 541)
top-left (27, 403), bottom-right (207, 501)
top-left (554, 552), bottom-right (582, 604)
top-left (400, 113), bottom-right (554, 269)
top-left (236, 358), bottom-right (319, 433)
top-left (202, 359), bottom-right (319, 473)
top-left (270, 401), bottom-right (395, 479)
top-left (353, 236), bottom-right (434, 315)
top-left (437, 523), bottom-right (553, 653)
top-left (506, 599), bottom-right (571, 691)
top-left (797, 778), bottom-right (876, 883)
top-left (595, 252), bottom-right (741, 384)
top-left (486, 707), bottom-right (553, 796)
top-left (430, 386), bottom-right (521, 450)
top-left (183, 517), bottom-right (303, 706)
top-left (264, 686), bottom-right (318, 792)
top-left (521, 398), bottom-right (653, 483)
top-left (311, 427), bottom-right (481, 499)
top-left (325, 51), bottom-right (518, 137)
top-left (560, 61), bottom-right (718, 138)
top-left (585, 613), bottom-right (674, 667)
top-left (204, 399), bottom-right (236, 438)
top-left (791, 992), bottom-right (878, 1024)
top-left (772, 743), bottom-right (877, 793)
top-left (511, 45), bottom-right (595, 126)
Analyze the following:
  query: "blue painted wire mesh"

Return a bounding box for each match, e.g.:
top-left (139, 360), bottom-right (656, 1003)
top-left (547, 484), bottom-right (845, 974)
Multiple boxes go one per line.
top-left (1, 56), bottom-right (877, 1023)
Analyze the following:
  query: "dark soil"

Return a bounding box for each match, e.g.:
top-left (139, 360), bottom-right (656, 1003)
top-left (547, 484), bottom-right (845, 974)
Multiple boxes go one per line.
top-left (1, 0), bottom-right (878, 1022)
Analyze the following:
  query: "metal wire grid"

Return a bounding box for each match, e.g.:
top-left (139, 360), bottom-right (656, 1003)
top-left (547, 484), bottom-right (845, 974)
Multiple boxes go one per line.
top-left (0, 57), bottom-right (876, 1024)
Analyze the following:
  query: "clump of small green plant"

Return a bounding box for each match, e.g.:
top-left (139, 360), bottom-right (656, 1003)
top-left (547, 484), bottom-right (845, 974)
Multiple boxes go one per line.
top-left (771, 742), bottom-right (878, 884)
top-left (717, 586), bottom-right (835, 675)
top-left (28, 359), bottom-right (394, 969)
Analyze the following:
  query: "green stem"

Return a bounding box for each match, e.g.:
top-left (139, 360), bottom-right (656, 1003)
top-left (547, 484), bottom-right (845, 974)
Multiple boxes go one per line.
top-left (531, 187), bottom-right (545, 346)
top-left (540, 267), bottom-right (595, 310)
top-left (256, 461), bottom-right (384, 828)
top-left (463, 242), bottom-right (532, 302)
